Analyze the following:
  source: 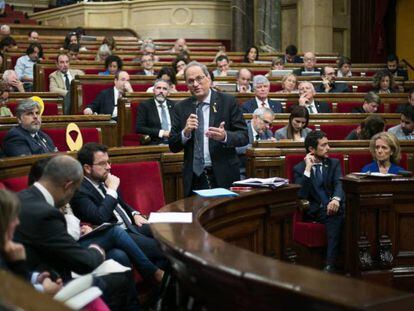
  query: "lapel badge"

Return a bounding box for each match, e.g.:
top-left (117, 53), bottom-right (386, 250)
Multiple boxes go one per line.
top-left (212, 102), bottom-right (217, 113)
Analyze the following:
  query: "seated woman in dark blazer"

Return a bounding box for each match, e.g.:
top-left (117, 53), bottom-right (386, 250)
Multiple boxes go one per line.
top-left (361, 132), bottom-right (404, 174)
top-left (372, 70), bottom-right (397, 94)
top-left (274, 105), bottom-right (311, 141)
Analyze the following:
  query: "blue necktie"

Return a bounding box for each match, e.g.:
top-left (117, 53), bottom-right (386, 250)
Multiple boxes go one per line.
top-left (193, 102), bottom-right (206, 176)
top-left (160, 104), bottom-right (169, 131)
top-left (313, 164), bottom-right (329, 206)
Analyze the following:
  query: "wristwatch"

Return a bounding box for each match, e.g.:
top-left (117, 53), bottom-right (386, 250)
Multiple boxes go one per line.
top-left (332, 196), bottom-right (341, 202)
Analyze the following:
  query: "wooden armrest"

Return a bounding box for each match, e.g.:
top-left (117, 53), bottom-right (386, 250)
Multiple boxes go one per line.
top-left (298, 199), bottom-right (309, 211)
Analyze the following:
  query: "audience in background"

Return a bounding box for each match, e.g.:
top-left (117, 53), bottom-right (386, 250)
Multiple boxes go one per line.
top-left (361, 132), bottom-right (403, 174)
top-left (212, 54), bottom-right (231, 77)
top-left (146, 67), bottom-right (177, 93)
top-left (316, 66), bottom-right (349, 93)
top-left (170, 38), bottom-right (188, 53)
top-left (66, 43), bottom-right (80, 61)
top-left (2, 69), bottom-right (25, 93)
top-left (395, 88), bottom-right (414, 113)
top-left (388, 105), bottom-right (414, 140)
top-left (294, 51), bottom-right (319, 76)
top-left (277, 73), bottom-right (298, 94)
top-left (99, 55), bottom-right (123, 76)
top-left (27, 30), bottom-right (39, 42)
top-left (275, 105), bottom-right (311, 141)
top-left (337, 56), bottom-right (352, 77)
top-left (242, 75), bottom-right (282, 113)
top-left (283, 44), bottom-right (303, 64)
top-left (345, 115), bottom-right (385, 140)
top-left (0, 24), bottom-right (10, 37)
top-left (297, 81), bottom-right (331, 113)
top-left (136, 54), bottom-right (156, 76)
top-left (243, 45), bottom-right (259, 63)
top-left (351, 91), bottom-right (381, 113)
top-left (236, 68), bottom-right (252, 93)
top-left (172, 56), bottom-right (188, 77)
top-left (102, 36), bottom-right (116, 51)
top-left (372, 70), bottom-right (397, 94)
top-left (15, 42), bottom-right (43, 92)
top-left (386, 54), bottom-right (408, 81)
top-left (0, 81), bottom-right (12, 116)
top-left (95, 43), bottom-right (112, 61)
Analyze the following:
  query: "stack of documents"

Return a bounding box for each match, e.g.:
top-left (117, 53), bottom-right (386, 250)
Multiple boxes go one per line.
top-left (233, 177), bottom-right (288, 189)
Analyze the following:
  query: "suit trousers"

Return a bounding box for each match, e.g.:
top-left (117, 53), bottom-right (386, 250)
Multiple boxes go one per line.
top-left (79, 226), bottom-right (158, 278)
top-left (127, 224), bottom-right (170, 271)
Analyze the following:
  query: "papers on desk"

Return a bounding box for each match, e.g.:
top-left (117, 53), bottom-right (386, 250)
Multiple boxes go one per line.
top-left (193, 188), bottom-right (239, 197)
top-left (352, 172), bottom-right (396, 179)
top-left (148, 212), bottom-right (193, 223)
top-left (233, 177), bottom-right (289, 189)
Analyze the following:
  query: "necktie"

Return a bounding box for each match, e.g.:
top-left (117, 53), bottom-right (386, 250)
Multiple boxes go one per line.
top-left (64, 73), bottom-right (70, 91)
top-left (193, 102), bottom-right (206, 176)
top-left (34, 134), bottom-right (49, 152)
top-left (313, 164), bottom-right (330, 206)
top-left (314, 164), bottom-right (323, 185)
top-left (160, 104), bottom-right (169, 131)
top-left (255, 134), bottom-right (260, 141)
top-left (261, 101), bottom-right (266, 107)
top-left (308, 105), bottom-right (315, 114)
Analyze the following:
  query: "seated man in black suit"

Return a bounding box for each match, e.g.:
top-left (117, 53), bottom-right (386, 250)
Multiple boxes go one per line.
top-left (236, 68), bottom-right (252, 93)
top-left (315, 66), bottom-right (349, 93)
top-left (3, 99), bottom-right (57, 157)
top-left (236, 107), bottom-right (275, 178)
top-left (293, 130), bottom-right (344, 272)
top-left (296, 81), bottom-right (331, 114)
top-left (293, 51), bottom-right (320, 76)
top-left (241, 75), bottom-right (283, 113)
top-left (351, 91), bottom-right (380, 113)
top-left (136, 54), bottom-right (156, 76)
top-left (282, 44), bottom-right (303, 64)
top-left (83, 70), bottom-right (133, 121)
top-left (396, 88), bottom-right (414, 114)
top-left (71, 142), bottom-right (169, 271)
top-left (15, 155), bottom-right (139, 310)
top-left (136, 79), bottom-right (175, 145)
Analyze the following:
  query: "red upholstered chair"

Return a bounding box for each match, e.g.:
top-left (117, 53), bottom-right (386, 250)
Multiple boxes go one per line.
top-left (319, 124), bottom-right (357, 140)
top-left (335, 102), bottom-right (384, 113)
top-left (269, 84), bottom-right (283, 92)
top-left (0, 182), bottom-right (6, 189)
top-left (111, 161), bottom-right (165, 215)
top-left (0, 176), bottom-right (28, 192)
top-left (81, 83), bottom-right (113, 110)
top-left (122, 101), bottom-right (142, 146)
top-left (43, 128), bottom-right (101, 152)
top-left (7, 102), bottom-right (60, 116)
top-left (355, 84), bottom-right (373, 93)
top-left (0, 130), bottom-right (7, 146)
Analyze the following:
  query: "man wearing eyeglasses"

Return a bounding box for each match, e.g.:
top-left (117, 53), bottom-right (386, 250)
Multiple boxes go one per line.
top-left (236, 107), bottom-right (275, 178)
top-left (315, 66), bottom-right (349, 93)
top-left (169, 61), bottom-right (248, 197)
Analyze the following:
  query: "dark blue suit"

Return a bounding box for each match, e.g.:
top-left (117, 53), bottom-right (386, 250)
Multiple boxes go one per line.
top-left (3, 125), bottom-right (56, 157)
top-left (293, 157), bottom-right (344, 262)
top-left (70, 178), bottom-right (168, 270)
top-left (241, 98), bottom-right (283, 114)
top-left (86, 87), bottom-right (117, 119)
top-left (315, 82), bottom-right (349, 93)
top-left (169, 90), bottom-right (248, 197)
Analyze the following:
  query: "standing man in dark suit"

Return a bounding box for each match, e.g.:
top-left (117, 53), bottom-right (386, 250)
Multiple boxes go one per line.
top-left (296, 81), bottom-right (331, 113)
top-left (83, 70), bottom-right (133, 120)
top-left (293, 131), bottom-right (344, 272)
top-left (136, 79), bottom-right (175, 145)
top-left (169, 61), bottom-right (248, 197)
top-left (241, 75), bottom-right (283, 114)
top-left (315, 66), bottom-right (349, 93)
top-left (14, 155), bottom-right (139, 310)
top-left (71, 142), bottom-right (169, 271)
top-left (3, 99), bottom-right (57, 157)
top-left (236, 107), bottom-right (275, 178)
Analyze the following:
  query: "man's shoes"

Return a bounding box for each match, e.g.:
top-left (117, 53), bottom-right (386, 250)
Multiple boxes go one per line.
top-left (323, 264), bottom-right (337, 273)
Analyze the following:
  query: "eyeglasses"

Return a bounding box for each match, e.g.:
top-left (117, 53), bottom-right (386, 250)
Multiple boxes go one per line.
top-left (258, 116), bottom-right (272, 125)
top-left (92, 161), bottom-right (111, 167)
top-left (187, 75), bottom-right (206, 86)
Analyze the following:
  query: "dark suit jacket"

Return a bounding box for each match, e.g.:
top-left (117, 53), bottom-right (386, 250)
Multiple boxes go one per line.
top-left (293, 158), bottom-right (344, 215)
top-left (135, 98), bottom-right (175, 145)
top-left (282, 55), bottom-right (303, 64)
top-left (351, 106), bottom-right (366, 113)
top-left (315, 82), bottom-right (349, 93)
top-left (3, 125), bottom-right (56, 157)
top-left (290, 102), bottom-right (331, 113)
top-left (14, 186), bottom-right (104, 279)
top-left (169, 90), bottom-right (249, 196)
top-left (241, 98), bottom-right (283, 114)
top-left (87, 87), bottom-right (116, 117)
top-left (71, 178), bottom-right (137, 226)
top-left (135, 70), bottom-right (157, 76)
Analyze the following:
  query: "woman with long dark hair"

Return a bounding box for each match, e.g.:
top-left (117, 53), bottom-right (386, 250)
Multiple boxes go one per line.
top-left (274, 105), bottom-right (311, 141)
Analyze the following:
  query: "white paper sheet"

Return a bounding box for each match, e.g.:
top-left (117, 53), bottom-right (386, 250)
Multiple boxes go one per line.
top-left (148, 212), bottom-right (193, 223)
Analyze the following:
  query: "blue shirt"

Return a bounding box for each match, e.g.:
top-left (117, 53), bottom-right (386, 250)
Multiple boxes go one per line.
top-left (361, 161), bottom-right (403, 174)
top-left (15, 55), bottom-right (36, 80)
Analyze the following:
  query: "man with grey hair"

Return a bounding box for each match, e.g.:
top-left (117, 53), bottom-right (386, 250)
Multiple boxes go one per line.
top-left (169, 61), bottom-right (248, 196)
top-left (136, 79), bottom-right (175, 144)
top-left (2, 69), bottom-right (25, 92)
top-left (297, 81), bottom-right (331, 113)
top-left (136, 54), bottom-right (156, 76)
top-left (236, 107), bottom-right (275, 178)
top-left (351, 91), bottom-right (381, 113)
top-left (242, 75), bottom-right (282, 113)
top-left (0, 24), bottom-right (10, 38)
top-left (293, 51), bottom-right (321, 76)
top-left (3, 99), bottom-right (57, 157)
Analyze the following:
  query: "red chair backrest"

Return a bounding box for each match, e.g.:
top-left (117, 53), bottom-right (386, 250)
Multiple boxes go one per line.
top-left (111, 161), bottom-right (165, 215)
top-left (0, 176), bottom-right (28, 192)
top-left (319, 124), bottom-right (357, 140)
top-left (348, 152), bottom-right (408, 172)
top-left (43, 128), bottom-right (100, 152)
top-left (334, 102), bottom-right (384, 113)
top-left (7, 102), bottom-right (59, 115)
top-left (130, 101), bottom-right (141, 134)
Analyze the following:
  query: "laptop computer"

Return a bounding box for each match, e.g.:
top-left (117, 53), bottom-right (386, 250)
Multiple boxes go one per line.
top-left (271, 69), bottom-right (293, 77)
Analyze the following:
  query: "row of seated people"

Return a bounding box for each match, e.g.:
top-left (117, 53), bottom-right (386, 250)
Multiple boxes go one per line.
top-left (0, 142), bottom-right (170, 309)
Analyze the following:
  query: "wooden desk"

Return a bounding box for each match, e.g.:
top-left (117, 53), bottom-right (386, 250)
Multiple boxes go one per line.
top-left (342, 176), bottom-right (414, 290)
top-left (151, 187), bottom-right (414, 310)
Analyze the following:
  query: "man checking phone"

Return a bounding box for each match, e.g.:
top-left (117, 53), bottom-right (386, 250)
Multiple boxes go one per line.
top-left (315, 66), bottom-right (349, 93)
top-left (169, 61), bottom-right (248, 197)
top-left (293, 130), bottom-right (344, 273)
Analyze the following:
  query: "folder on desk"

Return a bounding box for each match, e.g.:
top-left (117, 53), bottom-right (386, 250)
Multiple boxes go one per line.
top-left (193, 188), bottom-right (239, 197)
